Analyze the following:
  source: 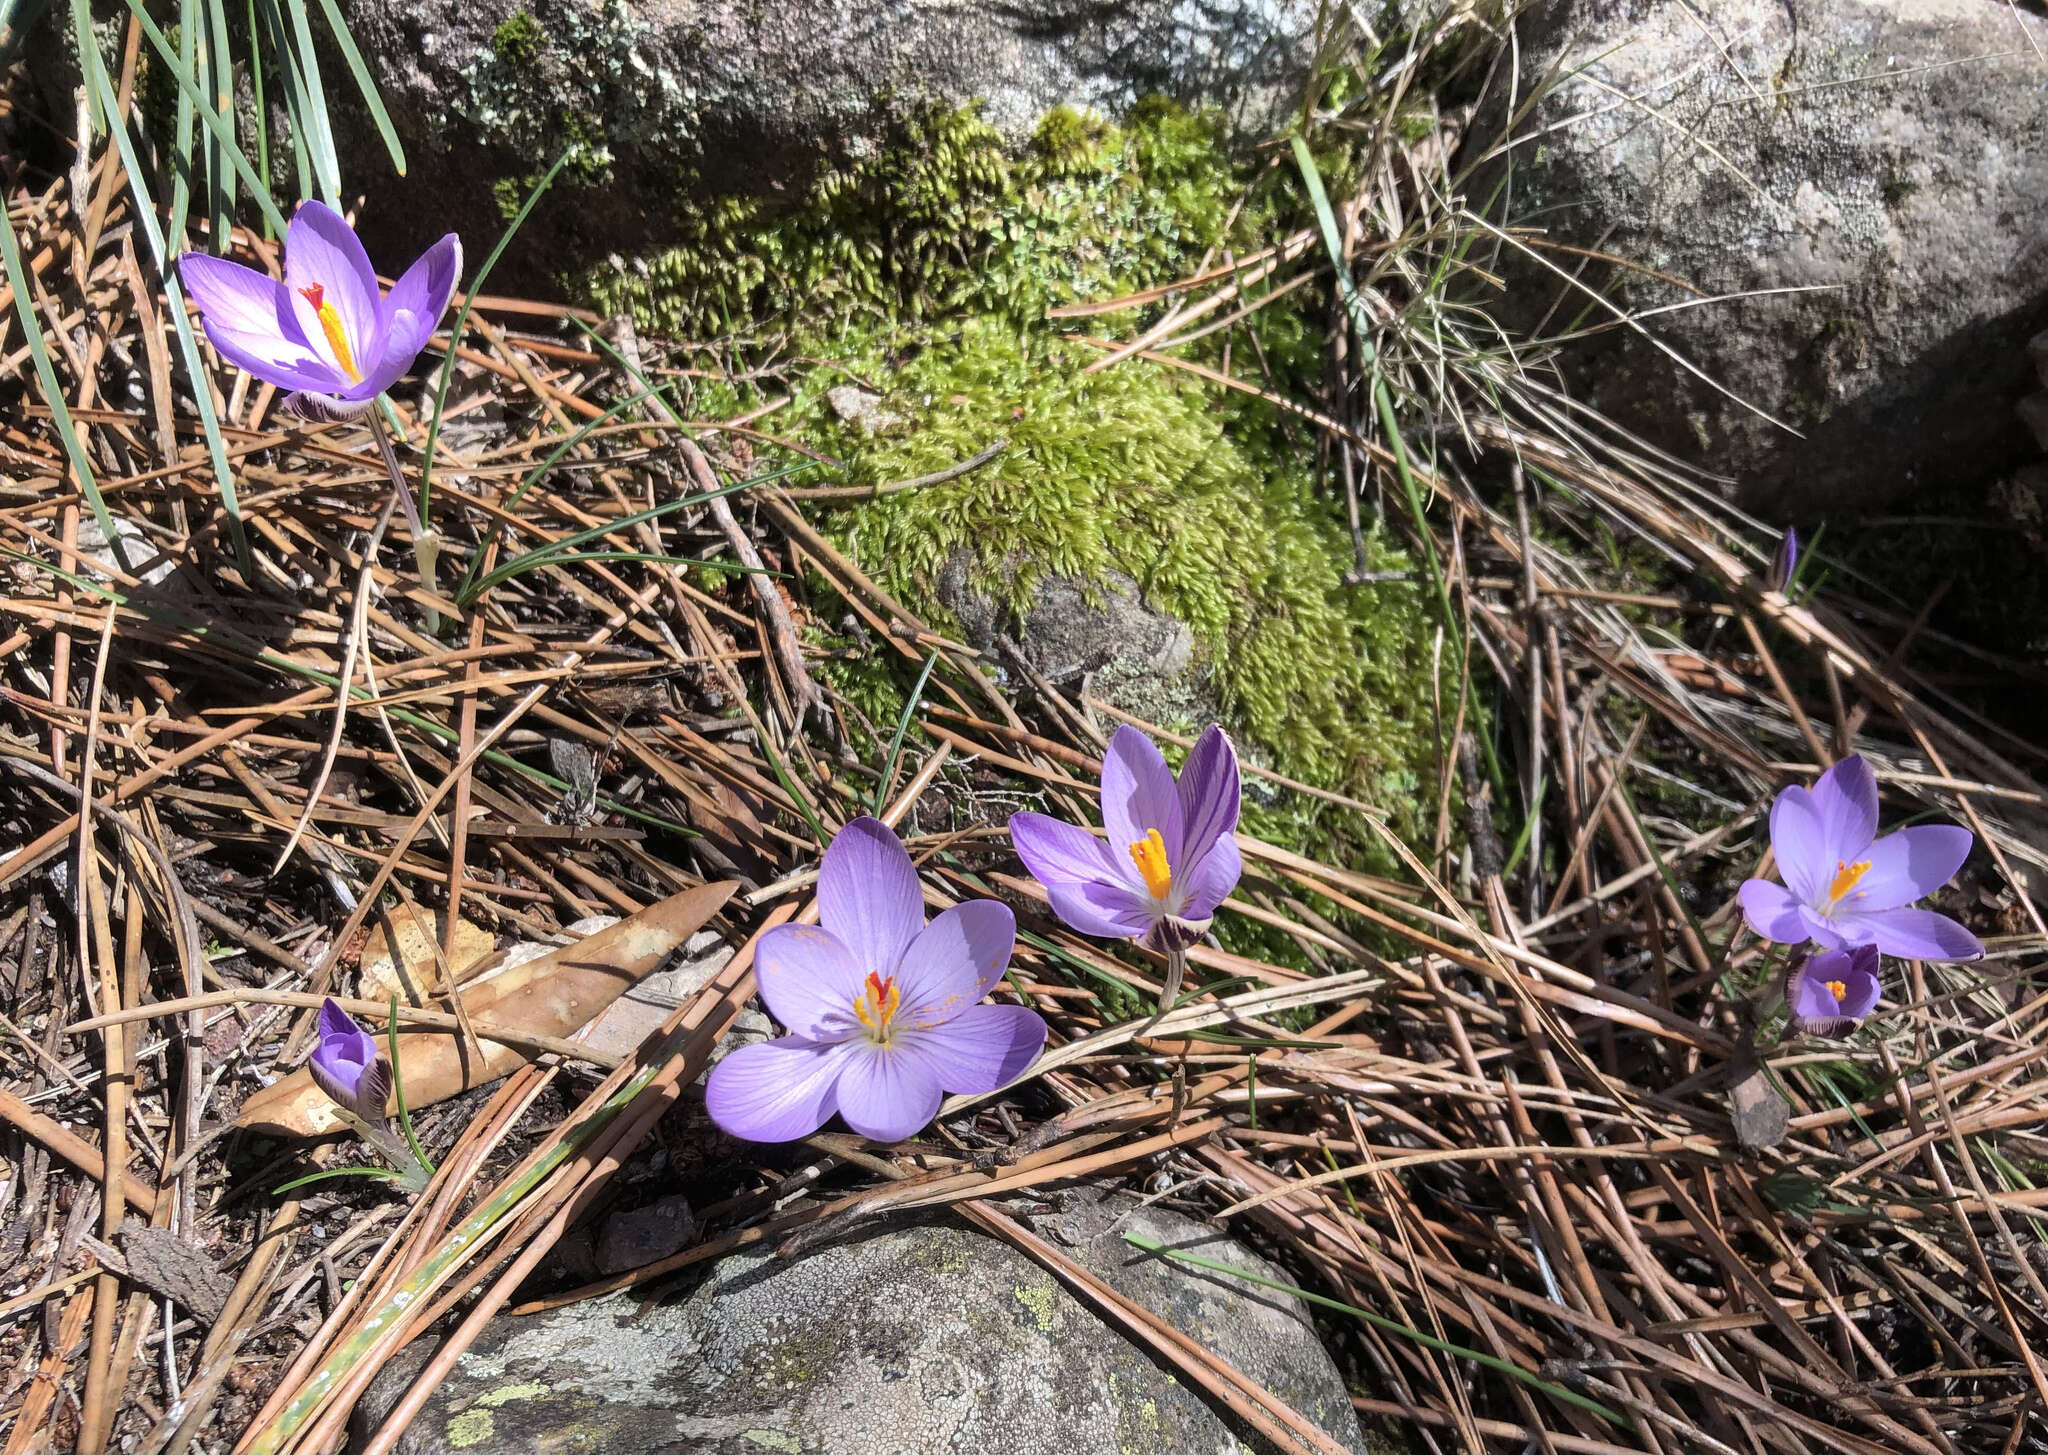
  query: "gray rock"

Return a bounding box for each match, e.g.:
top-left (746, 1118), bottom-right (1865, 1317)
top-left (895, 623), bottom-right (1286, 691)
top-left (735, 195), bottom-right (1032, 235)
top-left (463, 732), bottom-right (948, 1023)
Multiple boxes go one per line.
top-left (354, 1190), bottom-right (1366, 1453)
top-left (333, 0), bottom-right (1319, 270)
top-left (938, 552), bottom-right (1220, 735)
top-left (1482, 0), bottom-right (2048, 514)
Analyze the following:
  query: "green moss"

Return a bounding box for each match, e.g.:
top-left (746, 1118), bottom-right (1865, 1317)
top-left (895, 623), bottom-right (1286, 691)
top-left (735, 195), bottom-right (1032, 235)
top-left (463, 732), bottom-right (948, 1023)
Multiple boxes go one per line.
top-left (578, 103), bottom-right (1445, 848)
top-left (490, 11), bottom-right (547, 69)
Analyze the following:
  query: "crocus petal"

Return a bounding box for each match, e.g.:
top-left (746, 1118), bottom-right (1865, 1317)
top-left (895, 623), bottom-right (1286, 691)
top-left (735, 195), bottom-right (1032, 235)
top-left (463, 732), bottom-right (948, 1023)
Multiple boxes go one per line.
top-left (1100, 725), bottom-right (1183, 890)
top-left (355, 232), bottom-right (462, 395)
top-left (832, 1043), bottom-right (944, 1143)
top-left (283, 390), bottom-right (377, 423)
top-left (1141, 914), bottom-right (1210, 954)
top-left (1045, 877), bottom-right (1156, 941)
top-left (1175, 831), bottom-right (1242, 921)
top-left (1795, 903), bottom-right (1853, 950)
top-left (284, 201), bottom-right (381, 377)
top-left (704, 1037), bottom-right (849, 1143)
top-left (894, 900), bottom-right (1015, 1026)
top-left (1766, 786), bottom-right (1828, 905)
top-left (1808, 755), bottom-right (1879, 864)
top-left (178, 254), bottom-right (351, 394)
top-left (895, 1004), bottom-right (1046, 1095)
top-left (1787, 950), bottom-right (1858, 1021)
top-left (1176, 725), bottom-right (1240, 870)
top-left (817, 816), bottom-right (924, 975)
top-left (1839, 906), bottom-right (1983, 962)
top-left (1739, 878), bottom-right (1811, 945)
top-left (753, 923), bottom-right (866, 1040)
top-left (1009, 811), bottom-right (1117, 886)
top-left (1842, 825), bottom-right (1973, 912)
top-left (1835, 944), bottom-right (1883, 1018)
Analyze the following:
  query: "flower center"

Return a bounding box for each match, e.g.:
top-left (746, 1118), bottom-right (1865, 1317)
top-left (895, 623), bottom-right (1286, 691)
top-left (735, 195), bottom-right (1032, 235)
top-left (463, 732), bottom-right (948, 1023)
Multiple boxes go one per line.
top-left (1826, 858), bottom-right (1872, 906)
top-left (298, 283), bottom-right (361, 382)
top-left (852, 970), bottom-right (901, 1042)
top-left (1823, 979), bottom-right (1849, 1004)
top-left (1128, 828), bottom-right (1173, 901)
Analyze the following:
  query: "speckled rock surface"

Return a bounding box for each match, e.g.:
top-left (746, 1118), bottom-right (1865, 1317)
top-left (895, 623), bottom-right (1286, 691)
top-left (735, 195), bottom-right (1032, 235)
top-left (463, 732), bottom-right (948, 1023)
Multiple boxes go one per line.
top-left (1482, 0), bottom-right (2048, 514)
top-left (352, 1190), bottom-right (1366, 1454)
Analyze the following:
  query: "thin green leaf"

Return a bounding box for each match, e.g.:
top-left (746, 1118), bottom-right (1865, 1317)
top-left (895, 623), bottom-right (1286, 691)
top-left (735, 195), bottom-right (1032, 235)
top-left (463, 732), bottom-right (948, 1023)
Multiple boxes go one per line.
top-left (281, 0), bottom-right (339, 200)
top-left (872, 649), bottom-right (940, 815)
top-left (311, 0), bottom-right (405, 174)
top-left (272, 1165), bottom-right (403, 1195)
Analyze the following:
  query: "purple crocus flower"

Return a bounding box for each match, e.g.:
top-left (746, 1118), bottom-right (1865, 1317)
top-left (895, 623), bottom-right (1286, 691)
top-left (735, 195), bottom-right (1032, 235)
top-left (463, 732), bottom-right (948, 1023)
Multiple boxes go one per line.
top-left (1008, 724), bottom-right (1241, 954)
top-left (177, 202), bottom-right (460, 419)
top-left (1739, 754), bottom-right (1981, 961)
top-left (706, 817), bottom-right (1046, 1144)
top-left (1767, 527), bottom-right (1799, 593)
top-left (1782, 944), bottom-right (1881, 1039)
top-left (309, 997), bottom-right (391, 1121)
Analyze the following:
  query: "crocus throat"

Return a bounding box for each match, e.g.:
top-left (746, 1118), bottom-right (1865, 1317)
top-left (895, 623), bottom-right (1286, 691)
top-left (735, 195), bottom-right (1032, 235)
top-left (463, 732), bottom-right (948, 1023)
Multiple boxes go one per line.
top-left (852, 971), bottom-right (901, 1041)
top-left (1827, 858), bottom-right (1871, 906)
top-left (1823, 979), bottom-right (1848, 1004)
top-left (298, 283), bottom-right (361, 382)
top-left (1128, 828), bottom-right (1173, 901)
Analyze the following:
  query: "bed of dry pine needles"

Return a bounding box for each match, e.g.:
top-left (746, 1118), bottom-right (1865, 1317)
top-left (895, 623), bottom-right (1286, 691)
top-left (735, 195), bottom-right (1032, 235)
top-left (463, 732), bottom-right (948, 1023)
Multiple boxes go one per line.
top-left (7, 36), bottom-right (2048, 1455)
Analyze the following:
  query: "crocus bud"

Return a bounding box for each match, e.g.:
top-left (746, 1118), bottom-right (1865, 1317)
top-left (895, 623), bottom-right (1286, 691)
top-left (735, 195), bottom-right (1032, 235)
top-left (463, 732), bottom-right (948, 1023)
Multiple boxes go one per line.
top-left (1782, 944), bottom-right (1881, 1039)
top-left (309, 998), bottom-right (392, 1121)
top-left (1766, 527), bottom-right (1799, 593)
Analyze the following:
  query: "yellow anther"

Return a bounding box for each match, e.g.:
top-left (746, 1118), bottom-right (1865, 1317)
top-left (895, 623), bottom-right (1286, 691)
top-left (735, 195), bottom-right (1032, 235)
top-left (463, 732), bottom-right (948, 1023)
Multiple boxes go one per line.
top-left (852, 971), bottom-right (901, 1040)
top-left (1824, 979), bottom-right (1849, 1004)
top-left (299, 283), bottom-right (361, 382)
top-left (1827, 858), bottom-right (1872, 905)
top-left (1128, 827), bottom-right (1173, 901)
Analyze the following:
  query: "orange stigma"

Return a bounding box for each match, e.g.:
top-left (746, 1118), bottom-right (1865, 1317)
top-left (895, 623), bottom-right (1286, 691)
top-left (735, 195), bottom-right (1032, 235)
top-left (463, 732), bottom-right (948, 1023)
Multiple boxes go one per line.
top-left (298, 282), bottom-right (361, 382)
top-left (852, 970), bottom-right (901, 1040)
top-left (1824, 979), bottom-right (1849, 1004)
top-left (1128, 827), bottom-right (1173, 901)
top-left (1827, 858), bottom-right (1872, 905)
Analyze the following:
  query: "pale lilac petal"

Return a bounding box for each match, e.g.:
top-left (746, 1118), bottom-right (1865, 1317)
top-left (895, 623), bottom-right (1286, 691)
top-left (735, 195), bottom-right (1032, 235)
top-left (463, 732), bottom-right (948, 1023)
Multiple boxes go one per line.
top-left (284, 201), bottom-right (380, 377)
top-left (1046, 877), bottom-right (1155, 941)
top-left (1840, 906), bottom-right (1982, 962)
top-left (1176, 725), bottom-right (1240, 870)
top-left (833, 1043), bottom-right (943, 1143)
top-left (1845, 825), bottom-right (1973, 912)
top-left (1100, 726), bottom-right (1182, 888)
top-left (895, 1004), bottom-right (1045, 1094)
top-left (753, 923), bottom-right (865, 1040)
top-left (1796, 903), bottom-right (1853, 950)
top-left (1787, 949), bottom-right (1865, 1020)
top-left (1808, 755), bottom-right (1878, 865)
top-left (178, 254), bottom-right (350, 394)
top-left (1836, 945), bottom-right (1883, 1018)
top-left (894, 900), bottom-right (1015, 1026)
top-left (1739, 878), bottom-right (1809, 945)
top-left (704, 1037), bottom-right (849, 1143)
top-left (1009, 811), bottom-right (1117, 886)
top-left (1767, 785), bottom-right (1828, 904)
top-left (1175, 832), bottom-right (1241, 921)
top-left (355, 232), bottom-right (461, 395)
top-left (817, 816), bottom-right (924, 974)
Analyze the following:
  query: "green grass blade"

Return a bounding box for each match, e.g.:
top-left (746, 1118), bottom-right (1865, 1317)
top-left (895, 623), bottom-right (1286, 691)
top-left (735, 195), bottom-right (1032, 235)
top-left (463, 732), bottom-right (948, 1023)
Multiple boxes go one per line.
top-left (66, 0), bottom-right (101, 133)
top-left (419, 150), bottom-right (573, 512)
top-left (280, 0), bottom-right (339, 201)
top-left (872, 649), bottom-right (940, 815)
top-left (311, 0), bottom-right (405, 174)
top-left (252, 0), bottom-right (314, 202)
top-left (204, 0), bottom-right (236, 240)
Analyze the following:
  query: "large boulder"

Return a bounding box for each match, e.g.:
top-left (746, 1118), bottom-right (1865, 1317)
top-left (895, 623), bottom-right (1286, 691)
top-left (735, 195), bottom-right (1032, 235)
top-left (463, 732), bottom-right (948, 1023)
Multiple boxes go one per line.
top-left (331, 0), bottom-right (1321, 269)
top-left (353, 1189), bottom-right (1368, 1453)
top-left (1482, 0), bottom-right (2048, 515)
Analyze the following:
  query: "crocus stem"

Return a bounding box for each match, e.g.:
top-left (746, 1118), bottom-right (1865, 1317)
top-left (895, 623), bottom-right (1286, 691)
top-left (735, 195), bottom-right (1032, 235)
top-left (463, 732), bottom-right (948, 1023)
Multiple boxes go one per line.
top-left (367, 409), bottom-right (443, 626)
top-left (1158, 947), bottom-right (1188, 1017)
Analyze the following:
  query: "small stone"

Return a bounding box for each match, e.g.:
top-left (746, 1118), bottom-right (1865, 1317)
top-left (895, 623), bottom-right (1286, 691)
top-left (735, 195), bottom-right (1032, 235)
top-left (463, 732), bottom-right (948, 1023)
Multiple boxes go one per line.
top-left (595, 1194), bottom-right (695, 1275)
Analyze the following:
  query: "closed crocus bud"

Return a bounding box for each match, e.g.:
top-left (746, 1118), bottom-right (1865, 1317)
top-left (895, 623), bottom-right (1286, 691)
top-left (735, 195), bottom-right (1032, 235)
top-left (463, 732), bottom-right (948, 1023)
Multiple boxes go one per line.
top-left (308, 998), bottom-right (392, 1122)
top-left (1766, 527), bottom-right (1799, 593)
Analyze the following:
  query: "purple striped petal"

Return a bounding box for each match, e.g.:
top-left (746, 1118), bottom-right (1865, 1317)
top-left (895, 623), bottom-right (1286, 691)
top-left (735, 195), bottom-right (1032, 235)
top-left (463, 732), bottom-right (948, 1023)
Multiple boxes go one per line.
top-left (894, 900), bottom-right (1015, 1028)
top-left (753, 923), bottom-right (865, 1040)
top-left (1046, 877), bottom-right (1155, 941)
top-left (1176, 725), bottom-right (1240, 871)
top-left (1009, 811), bottom-right (1117, 887)
top-left (284, 201), bottom-right (380, 379)
top-left (1767, 785), bottom-right (1828, 905)
top-left (1739, 878), bottom-right (1809, 945)
top-left (1808, 755), bottom-right (1878, 865)
top-left (896, 1003), bottom-right (1045, 1094)
top-left (1787, 946), bottom-right (1879, 1021)
top-left (1101, 726), bottom-right (1182, 887)
top-left (832, 1042), bottom-right (944, 1143)
top-left (704, 1037), bottom-right (849, 1143)
top-left (178, 254), bottom-right (350, 394)
top-left (1838, 906), bottom-right (1982, 962)
top-left (1175, 831), bottom-right (1241, 921)
top-left (1843, 825), bottom-right (1972, 912)
top-left (817, 816), bottom-right (924, 976)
